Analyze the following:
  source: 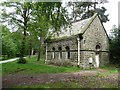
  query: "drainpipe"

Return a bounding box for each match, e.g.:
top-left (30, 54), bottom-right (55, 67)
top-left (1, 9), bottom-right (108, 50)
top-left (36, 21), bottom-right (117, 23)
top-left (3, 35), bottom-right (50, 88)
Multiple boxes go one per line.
top-left (77, 37), bottom-right (80, 67)
top-left (45, 43), bottom-right (47, 64)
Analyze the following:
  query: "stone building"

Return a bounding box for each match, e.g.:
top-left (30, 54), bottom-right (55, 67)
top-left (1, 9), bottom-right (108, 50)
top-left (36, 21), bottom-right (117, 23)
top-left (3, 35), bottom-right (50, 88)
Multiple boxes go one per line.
top-left (45, 13), bottom-right (109, 68)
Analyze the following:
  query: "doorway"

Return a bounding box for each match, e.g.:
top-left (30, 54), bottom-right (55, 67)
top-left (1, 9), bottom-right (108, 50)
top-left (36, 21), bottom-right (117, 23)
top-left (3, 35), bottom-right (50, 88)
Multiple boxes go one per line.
top-left (95, 54), bottom-right (99, 68)
top-left (65, 46), bottom-right (70, 59)
top-left (58, 47), bottom-right (62, 59)
top-left (95, 45), bottom-right (101, 68)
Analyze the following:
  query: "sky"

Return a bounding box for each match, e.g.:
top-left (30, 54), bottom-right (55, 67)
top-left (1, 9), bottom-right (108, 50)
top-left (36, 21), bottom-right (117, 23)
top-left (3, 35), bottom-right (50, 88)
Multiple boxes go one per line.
top-left (101, 0), bottom-right (120, 34)
top-left (0, 0), bottom-right (119, 35)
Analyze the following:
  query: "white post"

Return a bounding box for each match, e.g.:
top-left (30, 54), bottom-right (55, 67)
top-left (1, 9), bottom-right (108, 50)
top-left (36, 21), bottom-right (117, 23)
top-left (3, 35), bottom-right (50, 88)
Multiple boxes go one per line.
top-left (45, 43), bottom-right (47, 64)
top-left (59, 52), bottom-right (61, 60)
top-left (77, 37), bottom-right (80, 67)
top-left (52, 51), bottom-right (55, 59)
top-left (52, 52), bottom-right (54, 59)
top-left (66, 51), bottom-right (68, 59)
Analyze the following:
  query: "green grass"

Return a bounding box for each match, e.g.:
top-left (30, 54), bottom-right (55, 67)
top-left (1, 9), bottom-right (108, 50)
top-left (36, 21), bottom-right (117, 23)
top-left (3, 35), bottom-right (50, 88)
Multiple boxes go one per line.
top-left (101, 64), bottom-right (119, 74)
top-left (2, 56), bottom-right (81, 76)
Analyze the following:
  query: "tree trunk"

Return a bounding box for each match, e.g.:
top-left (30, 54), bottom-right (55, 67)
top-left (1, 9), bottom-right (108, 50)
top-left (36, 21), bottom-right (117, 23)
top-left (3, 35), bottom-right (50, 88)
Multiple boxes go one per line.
top-left (20, 7), bottom-right (28, 59)
top-left (20, 35), bottom-right (26, 58)
top-left (29, 42), bottom-right (32, 58)
top-left (31, 48), bottom-right (34, 56)
top-left (29, 47), bottom-right (34, 58)
top-left (29, 48), bottom-right (31, 58)
top-left (37, 38), bottom-right (41, 61)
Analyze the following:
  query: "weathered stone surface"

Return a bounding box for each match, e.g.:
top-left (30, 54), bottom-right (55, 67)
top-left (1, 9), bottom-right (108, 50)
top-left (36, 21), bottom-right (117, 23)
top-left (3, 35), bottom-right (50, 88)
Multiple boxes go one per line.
top-left (46, 13), bottom-right (109, 68)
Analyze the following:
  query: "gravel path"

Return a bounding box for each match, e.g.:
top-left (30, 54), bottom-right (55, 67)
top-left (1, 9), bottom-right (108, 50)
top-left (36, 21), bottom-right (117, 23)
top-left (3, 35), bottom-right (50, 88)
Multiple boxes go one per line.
top-left (2, 69), bottom-right (119, 88)
top-left (0, 57), bottom-right (27, 64)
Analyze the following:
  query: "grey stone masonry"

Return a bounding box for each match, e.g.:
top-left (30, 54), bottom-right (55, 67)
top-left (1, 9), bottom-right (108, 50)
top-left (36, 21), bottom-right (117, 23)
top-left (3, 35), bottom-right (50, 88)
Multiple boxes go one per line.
top-left (46, 13), bottom-right (109, 69)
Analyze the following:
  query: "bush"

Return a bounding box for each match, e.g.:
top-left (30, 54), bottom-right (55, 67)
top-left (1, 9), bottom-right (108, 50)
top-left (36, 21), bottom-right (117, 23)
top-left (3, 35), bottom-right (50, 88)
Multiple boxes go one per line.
top-left (55, 60), bottom-right (61, 66)
top-left (48, 60), bottom-right (61, 66)
top-left (17, 57), bottom-right (26, 64)
top-left (48, 60), bottom-right (55, 65)
top-left (62, 60), bottom-right (73, 67)
top-left (48, 60), bottom-right (73, 67)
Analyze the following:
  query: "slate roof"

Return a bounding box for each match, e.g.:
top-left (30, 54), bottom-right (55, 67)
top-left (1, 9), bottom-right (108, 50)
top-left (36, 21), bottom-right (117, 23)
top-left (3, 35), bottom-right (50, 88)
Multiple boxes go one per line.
top-left (53, 13), bottom-right (98, 39)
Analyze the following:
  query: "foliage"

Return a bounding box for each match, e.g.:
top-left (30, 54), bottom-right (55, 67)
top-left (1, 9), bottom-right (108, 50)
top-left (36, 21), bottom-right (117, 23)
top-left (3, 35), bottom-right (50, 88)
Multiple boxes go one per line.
top-left (109, 26), bottom-right (120, 65)
top-left (30, 2), bottom-right (70, 61)
top-left (1, 2), bottom-right (33, 61)
top-left (1, 2), bottom-right (70, 62)
top-left (1, 25), bottom-right (32, 59)
top-left (67, 1), bottom-right (109, 23)
top-left (2, 25), bottom-right (18, 58)
top-left (17, 57), bottom-right (26, 64)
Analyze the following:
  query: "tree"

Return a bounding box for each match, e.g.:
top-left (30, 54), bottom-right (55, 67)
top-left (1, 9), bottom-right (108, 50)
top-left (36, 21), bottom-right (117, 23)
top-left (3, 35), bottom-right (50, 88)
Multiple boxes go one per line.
top-left (1, 2), bottom-right (70, 62)
top-left (2, 25), bottom-right (18, 58)
top-left (1, 2), bottom-right (33, 63)
top-left (31, 2), bottom-right (70, 61)
top-left (109, 26), bottom-right (120, 65)
top-left (67, 1), bottom-right (109, 23)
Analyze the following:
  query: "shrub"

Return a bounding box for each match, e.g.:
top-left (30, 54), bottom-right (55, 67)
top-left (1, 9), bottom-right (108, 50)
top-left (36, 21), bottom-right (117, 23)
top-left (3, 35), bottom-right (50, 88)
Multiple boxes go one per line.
top-left (17, 57), bottom-right (26, 64)
top-left (62, 60), bottom-right (73, 67)
top-left (48, 60), bottom-right (55, 65)
top-left (48, 60), bottom-right (61, 66)
top-left (48, 60), bottom-right (73, 67)
top-left (54, 60), bottom-right (61, 66)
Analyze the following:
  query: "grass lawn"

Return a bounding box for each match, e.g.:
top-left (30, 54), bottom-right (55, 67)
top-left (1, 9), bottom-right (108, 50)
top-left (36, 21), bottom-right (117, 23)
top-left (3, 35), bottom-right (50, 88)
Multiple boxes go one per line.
top-left (2, 55), bottom-right (81, 76)
top-left (100, 64), bottom-right (119, 75)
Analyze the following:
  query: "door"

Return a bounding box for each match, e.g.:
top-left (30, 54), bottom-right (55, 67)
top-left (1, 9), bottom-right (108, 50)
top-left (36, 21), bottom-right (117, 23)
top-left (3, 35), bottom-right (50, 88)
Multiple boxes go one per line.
top-left (95, 54), bottom-right (99, 68)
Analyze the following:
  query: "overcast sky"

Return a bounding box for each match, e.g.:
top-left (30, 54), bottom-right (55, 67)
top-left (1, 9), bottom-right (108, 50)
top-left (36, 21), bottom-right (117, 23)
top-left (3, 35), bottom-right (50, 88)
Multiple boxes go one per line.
top-left (101, 0), bottom-right (119, 34)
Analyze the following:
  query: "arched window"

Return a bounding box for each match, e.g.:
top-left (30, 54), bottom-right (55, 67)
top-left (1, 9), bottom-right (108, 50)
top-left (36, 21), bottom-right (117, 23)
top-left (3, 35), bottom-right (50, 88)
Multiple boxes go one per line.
top-left (65, 46), bottom-right (70, 59)
top-left (58, 46), bottom-right (62, 59)
top-left (52, 47), bottom-right (55, 59)
top-left (95, 45), bottom-right (101, 54)
top-left (96, 45), bottom-right (100, 51)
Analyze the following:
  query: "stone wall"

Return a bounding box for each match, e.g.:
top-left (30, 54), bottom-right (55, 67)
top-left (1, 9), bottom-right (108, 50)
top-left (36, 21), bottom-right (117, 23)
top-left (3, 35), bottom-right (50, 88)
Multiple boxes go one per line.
top-left (47, 15), bottom-right (109, 68)
top-left (47, 35), bottom-right (78, 63)
top-left (80, 15), bottom-right (109, 68)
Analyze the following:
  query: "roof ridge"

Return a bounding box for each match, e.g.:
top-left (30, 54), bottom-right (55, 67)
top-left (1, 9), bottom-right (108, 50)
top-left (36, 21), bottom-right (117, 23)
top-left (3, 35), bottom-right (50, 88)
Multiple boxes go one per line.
top-left (79, 13), bottom-right (98, 34)
top-left (71, 17), bottom-right (91, 23)
top-left (72, 13), bottom-right (98, 24)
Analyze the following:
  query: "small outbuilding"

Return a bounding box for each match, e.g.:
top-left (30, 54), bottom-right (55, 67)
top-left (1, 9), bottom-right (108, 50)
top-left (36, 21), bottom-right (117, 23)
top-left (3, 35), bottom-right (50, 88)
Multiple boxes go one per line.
top-left (45, 13), bottom-right (109, 68)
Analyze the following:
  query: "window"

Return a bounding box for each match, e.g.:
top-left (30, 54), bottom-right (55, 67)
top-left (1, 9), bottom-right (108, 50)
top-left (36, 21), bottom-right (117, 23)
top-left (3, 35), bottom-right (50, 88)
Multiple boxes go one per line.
top-left (96, 45), bottom-right (100, 51)
top-left (52, 47), bottom-right (55, 59)
top-left (65, 46), bottom-right (70, 59)
top-left (95, 45), bottom-right (101, 54)
top-left (58, 47), bottom-right (62, 59)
